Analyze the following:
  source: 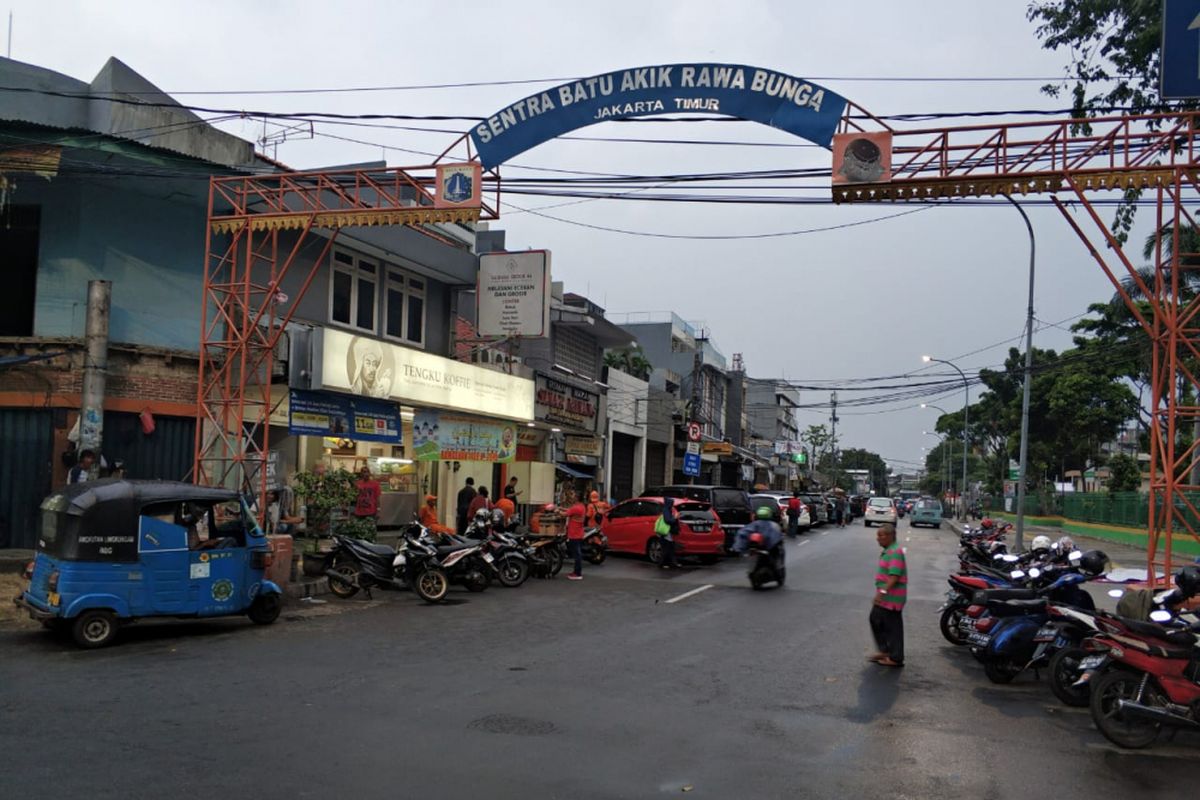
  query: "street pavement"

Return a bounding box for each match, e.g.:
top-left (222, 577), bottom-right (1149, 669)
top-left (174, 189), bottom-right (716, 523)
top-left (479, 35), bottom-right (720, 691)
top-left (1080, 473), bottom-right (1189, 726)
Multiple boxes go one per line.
top-left (1, 519), bottom-right (1196, 799)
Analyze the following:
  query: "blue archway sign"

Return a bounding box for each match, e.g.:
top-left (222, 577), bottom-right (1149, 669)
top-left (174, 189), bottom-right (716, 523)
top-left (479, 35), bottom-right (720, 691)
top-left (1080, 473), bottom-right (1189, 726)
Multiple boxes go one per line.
top-left (470, 64), bottom-right (848, 169)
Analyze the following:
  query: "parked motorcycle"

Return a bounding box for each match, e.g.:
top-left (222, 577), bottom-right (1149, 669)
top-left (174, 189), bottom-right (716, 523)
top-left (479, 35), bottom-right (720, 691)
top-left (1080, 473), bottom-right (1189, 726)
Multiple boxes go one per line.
top-left (324, 534), bottom-right (406, 599)
top-left (583, 526), bottom-right (607, 565)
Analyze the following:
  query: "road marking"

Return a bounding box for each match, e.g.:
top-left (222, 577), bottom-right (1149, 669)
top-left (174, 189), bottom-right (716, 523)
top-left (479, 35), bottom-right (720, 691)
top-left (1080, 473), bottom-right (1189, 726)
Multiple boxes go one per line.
top-left (821, 531), bottom-right (829, 536)
top-left (798, 540), bottom-right (810, 546)
top-left (664, 584), bottom-right (715, 604)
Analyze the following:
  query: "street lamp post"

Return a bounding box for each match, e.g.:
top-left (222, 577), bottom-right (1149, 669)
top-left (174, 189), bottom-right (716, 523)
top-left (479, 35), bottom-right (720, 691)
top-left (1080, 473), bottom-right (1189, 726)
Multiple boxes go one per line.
top-left (921, 403), bottom-right (953, 501)
top-left (922, 357), bottom-right (970, 519)
top-left (1003, 194), bottom-right (1036, 553)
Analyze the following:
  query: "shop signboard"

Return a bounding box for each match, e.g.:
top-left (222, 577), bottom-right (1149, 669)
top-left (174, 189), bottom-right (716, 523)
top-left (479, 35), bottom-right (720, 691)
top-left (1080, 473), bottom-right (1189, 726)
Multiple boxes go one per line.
top-left (320, 329), bottom-right (534, 421)
top-left (535, 374), bottom-right (600, 433)
top-left (702, 442), bottom-right (734, 456)
top-left (477, 251), bottom-right (552, 337)
top-left (564, 435), bottom-right (603, 457)
top-left (288, 389), bottom-right (402, 444)
top-left (411, 408), bottom-right (516, 463)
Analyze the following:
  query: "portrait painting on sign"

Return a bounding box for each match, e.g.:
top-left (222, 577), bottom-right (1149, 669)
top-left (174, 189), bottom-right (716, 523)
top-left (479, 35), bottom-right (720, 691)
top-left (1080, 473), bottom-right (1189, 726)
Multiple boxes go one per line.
top-left (346, 336), bottom-right (395, 399)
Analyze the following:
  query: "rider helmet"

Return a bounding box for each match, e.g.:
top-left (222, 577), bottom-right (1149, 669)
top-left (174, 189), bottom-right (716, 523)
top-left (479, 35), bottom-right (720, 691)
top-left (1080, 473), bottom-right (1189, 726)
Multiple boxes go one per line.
top-left (1174, 564), bottom-right (1200, 597)
top-left (1031, 535), bottom-right (1052, 554)
top-left (491, 507), bottom-right (506, 525)
top-left (1052, 536), bottom-right (1075, 556)
top-left (755, 505), bottom-right (774, 520)
top-left (474, 507), bottom-right (491, 523)
top-left (1077, 549), bottom-right (1109, 577)
top-left (981, 518), bottom-right (994, 530)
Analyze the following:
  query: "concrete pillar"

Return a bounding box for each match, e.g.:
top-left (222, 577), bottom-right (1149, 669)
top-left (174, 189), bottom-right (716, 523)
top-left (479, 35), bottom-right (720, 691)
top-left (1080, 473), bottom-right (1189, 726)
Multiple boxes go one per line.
top-left (79, 280), bottom-right (111, 478)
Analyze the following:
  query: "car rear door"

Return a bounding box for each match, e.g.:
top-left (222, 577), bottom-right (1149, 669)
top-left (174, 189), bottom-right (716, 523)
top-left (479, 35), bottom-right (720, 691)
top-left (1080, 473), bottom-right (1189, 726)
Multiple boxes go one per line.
top-left (602, 500), bottom-right (638, 552)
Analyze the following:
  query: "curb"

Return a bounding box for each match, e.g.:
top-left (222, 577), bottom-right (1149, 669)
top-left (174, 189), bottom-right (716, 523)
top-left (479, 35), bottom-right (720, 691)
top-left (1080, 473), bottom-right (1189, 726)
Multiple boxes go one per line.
top-left (285, 577), bottom-right (332, 601)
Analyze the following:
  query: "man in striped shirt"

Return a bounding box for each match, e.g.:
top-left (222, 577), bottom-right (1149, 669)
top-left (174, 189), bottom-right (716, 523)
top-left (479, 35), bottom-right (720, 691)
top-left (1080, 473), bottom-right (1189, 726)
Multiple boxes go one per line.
top-left (868, 523), bottom-right (906, 667)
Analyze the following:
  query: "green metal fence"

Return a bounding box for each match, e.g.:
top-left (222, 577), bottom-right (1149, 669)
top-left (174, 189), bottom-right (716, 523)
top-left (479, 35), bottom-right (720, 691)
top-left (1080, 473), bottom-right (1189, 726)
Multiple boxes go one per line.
top-left (985, 491), bottom-right (1200, 532)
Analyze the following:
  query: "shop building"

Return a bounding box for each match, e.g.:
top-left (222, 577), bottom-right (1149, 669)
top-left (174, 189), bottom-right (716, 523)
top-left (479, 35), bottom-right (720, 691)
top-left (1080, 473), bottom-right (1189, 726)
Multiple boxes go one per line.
top-left (0, 56), bottom-right (265, 548)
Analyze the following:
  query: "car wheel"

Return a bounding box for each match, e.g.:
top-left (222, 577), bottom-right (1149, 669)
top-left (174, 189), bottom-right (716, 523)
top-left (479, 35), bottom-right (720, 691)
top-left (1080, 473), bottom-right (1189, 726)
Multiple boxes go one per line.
top-left (864, 521), bottom-right (872, 527)
top-left (646, 537), bottom-right (665, 565)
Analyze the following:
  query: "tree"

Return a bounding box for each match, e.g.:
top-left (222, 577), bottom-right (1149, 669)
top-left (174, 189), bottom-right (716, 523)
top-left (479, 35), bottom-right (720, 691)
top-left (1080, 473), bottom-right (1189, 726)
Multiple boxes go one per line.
top-left (1106, 452), bottom-right (1142, 494)
top-left (827, 447), bottom-right (890, 494)
top-left (604, 347), bottom-right (653, 381)
top-left (1028, 1), bottom-right (1198, 241)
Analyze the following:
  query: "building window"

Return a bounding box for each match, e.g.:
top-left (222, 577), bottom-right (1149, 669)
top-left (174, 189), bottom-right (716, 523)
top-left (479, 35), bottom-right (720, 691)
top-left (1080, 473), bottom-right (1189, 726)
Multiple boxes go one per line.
top-left (383, 269), bottom-right (425, 346)
top-left (329, 249), bottom-right (377, 331)
top-left (0, 205), bottom-right (39, 336)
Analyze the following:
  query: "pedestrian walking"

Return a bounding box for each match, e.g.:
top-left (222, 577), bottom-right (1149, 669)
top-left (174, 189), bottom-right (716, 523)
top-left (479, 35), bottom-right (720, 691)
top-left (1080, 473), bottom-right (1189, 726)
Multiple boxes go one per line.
top-left (660, 496), bottom-right (681, 569)
top-left (867, 523), bottom-right (906, 667)
top-left (456, 477), bottom-right (477, 533)
top-left (564, 492), bottom-right (586, 580)
top-left (834, 495), bottom-right (846, 528)
top-left (786, 490), bottom-right (802, 538)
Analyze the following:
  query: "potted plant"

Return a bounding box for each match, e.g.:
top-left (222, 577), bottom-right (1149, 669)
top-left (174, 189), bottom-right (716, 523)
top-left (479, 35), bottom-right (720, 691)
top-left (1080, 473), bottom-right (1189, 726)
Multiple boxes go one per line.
top-left (293, 467), bottom-right (358, 576)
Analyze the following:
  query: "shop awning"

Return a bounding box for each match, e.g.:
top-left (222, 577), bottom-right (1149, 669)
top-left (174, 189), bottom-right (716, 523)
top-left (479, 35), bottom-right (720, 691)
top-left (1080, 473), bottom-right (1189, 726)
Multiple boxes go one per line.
top-left (555, 463), bottom-right (594, 479)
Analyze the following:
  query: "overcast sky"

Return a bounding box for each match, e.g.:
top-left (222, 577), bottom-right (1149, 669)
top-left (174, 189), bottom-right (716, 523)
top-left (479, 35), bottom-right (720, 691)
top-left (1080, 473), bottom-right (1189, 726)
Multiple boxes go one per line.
top-left (9, 0), bottom-right (1152, 474)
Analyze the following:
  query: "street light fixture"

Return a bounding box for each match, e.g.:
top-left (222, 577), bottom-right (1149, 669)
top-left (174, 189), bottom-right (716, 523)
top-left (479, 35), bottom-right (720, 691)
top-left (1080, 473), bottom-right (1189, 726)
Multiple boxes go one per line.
top-left (922, 356), bottom-right (970, 519)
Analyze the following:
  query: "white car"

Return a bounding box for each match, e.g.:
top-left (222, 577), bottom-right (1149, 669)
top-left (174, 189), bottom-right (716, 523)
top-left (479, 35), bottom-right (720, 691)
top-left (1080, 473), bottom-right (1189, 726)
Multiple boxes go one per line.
top-left (863, 497), bottom-right (898, 527)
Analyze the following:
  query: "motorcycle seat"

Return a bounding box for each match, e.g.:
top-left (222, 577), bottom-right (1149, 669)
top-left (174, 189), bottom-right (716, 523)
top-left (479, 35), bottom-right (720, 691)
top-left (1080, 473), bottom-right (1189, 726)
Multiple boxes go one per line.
top-left (987, 598), bottom-right (1047, 616)
top-left (355, 542), bottom-right (395, 556)
top-left (1120, 618), bottom-right (1197, 649)
top-left (974, 588), bottom-right (1038, 603)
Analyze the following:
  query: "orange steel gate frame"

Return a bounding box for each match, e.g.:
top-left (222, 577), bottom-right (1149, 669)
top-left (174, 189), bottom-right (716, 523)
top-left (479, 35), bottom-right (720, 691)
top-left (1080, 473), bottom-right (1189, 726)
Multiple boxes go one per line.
top-left (195, 158), bottom-right (499, 510)
top-left (836, 106), bottom-right (1200, 585)
top-left (198, 105), bottom-right (1199, 584)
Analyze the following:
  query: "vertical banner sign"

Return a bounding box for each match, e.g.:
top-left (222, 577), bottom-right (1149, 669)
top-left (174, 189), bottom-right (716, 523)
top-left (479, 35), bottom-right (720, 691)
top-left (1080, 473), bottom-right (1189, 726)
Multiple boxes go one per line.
top-left (470, 64), bottom-right (848, 169)
top-left (477, 251), bottom-right (552, 337)
top-left (411, 408), bottom-right (516, 463)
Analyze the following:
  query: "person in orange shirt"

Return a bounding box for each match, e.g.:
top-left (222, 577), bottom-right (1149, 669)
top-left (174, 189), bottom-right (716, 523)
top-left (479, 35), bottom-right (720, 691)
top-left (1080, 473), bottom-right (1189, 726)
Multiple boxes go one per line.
top-left (418, 494), bottom-right (453, 537)
top-left (495, 496), bottom-right (516, 524)
top-left (586, 490), bottom-right (610, 529)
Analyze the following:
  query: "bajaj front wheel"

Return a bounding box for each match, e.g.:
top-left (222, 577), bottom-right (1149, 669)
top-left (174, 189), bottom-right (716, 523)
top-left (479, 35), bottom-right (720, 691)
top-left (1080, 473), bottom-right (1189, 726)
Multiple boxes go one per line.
top-left (247, 593), bottom-right (282, 625)
top-left (71, 610), bottom-right (118, 649)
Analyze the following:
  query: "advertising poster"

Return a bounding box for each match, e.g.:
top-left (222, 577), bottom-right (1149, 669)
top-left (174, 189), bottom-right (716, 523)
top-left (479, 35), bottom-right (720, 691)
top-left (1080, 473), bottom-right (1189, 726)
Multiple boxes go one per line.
top-left (412, 408), bottom-right (516, 463)
top-left (288, 389), bottom-right (402, 444)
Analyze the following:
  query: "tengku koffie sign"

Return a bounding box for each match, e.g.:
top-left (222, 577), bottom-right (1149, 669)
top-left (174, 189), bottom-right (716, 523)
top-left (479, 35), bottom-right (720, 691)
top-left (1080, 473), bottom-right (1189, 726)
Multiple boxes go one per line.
top-left (471, 64), bottom-right (848, 168)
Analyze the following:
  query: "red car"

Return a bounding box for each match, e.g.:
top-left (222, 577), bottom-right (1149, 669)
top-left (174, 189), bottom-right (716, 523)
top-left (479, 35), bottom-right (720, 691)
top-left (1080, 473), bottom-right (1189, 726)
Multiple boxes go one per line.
top-left (601, 496), bottom-right (723, 565)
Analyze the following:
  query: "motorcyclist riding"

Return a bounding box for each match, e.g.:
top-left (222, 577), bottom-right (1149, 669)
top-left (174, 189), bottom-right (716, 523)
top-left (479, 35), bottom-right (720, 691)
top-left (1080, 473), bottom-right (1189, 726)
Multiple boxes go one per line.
top-left (733, 505), bottom-right (786, 587)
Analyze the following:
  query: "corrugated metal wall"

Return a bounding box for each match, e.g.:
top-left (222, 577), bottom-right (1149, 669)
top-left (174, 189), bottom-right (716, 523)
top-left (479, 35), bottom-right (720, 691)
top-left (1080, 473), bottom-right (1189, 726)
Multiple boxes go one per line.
top-left (103, 412), bottom-right (195, 482)
top-left (0, 409), bottom-right (53, 549)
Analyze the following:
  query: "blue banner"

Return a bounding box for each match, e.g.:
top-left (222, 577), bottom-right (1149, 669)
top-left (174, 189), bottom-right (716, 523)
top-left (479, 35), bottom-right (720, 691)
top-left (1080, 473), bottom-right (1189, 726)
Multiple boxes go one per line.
top-left (288, 389), bottom-right (402, 444)
top-left (470, 64), bottom-right (847, 169)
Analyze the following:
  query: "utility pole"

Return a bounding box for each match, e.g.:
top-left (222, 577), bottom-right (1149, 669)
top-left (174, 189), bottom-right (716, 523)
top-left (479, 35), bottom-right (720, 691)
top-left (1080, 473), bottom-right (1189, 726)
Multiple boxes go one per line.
top-left (830, 392), bottom-right (839, 487)
top-left (80, 280), bottom-right (112, 479)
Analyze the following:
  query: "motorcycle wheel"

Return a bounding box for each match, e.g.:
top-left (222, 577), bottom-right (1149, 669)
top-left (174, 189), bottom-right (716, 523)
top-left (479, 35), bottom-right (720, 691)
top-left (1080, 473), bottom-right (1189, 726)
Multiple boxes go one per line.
top-left (496, 555), bottom-right (530, 588)
top-left (547, 545), bottom-right (565, 576)
top-left (464, 568), bottom-right (490, 592)
top-left (586, 546), bottom-right (606, 565)
top-left (413, 568), bottom-right (449, 604)
top-left (327, 560), bottom-right (361, 599)
top-left (1090, 670), bottom-right (1164, 749)
top-left (983, 656), bottom-right (1022, 684)
top-left (776, 567), bottom-right (786, 587)
top-left (749, 572), bottom-right (763, 590)
top-left (1048, 647), bottom-right (1090, 708)
top-left (939, 605), bottom-right (968, 646)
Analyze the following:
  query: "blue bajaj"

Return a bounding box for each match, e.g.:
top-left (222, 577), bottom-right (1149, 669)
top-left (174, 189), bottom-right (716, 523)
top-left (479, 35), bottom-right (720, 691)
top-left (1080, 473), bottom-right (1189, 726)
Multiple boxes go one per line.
top-left (14, 480), bottom-right (283, 648)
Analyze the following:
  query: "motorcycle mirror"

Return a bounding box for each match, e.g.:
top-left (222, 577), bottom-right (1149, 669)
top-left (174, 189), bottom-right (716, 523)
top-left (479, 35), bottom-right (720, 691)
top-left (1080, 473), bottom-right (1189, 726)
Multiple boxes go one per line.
top-left (1107, 589), bottom-right (1125, 598)
top-left (1011, 570), bottom-right (1026, 579)
top-left (1068, 550), bottom-right (1083, 561)
top-left (1149, 610), bottom-right (1173, 623)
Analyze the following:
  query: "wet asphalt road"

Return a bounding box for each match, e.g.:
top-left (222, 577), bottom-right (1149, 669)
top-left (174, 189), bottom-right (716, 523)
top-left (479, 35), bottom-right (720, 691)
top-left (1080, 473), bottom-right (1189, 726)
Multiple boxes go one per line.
top-left (1, 519), bottom-right (1196, 799)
